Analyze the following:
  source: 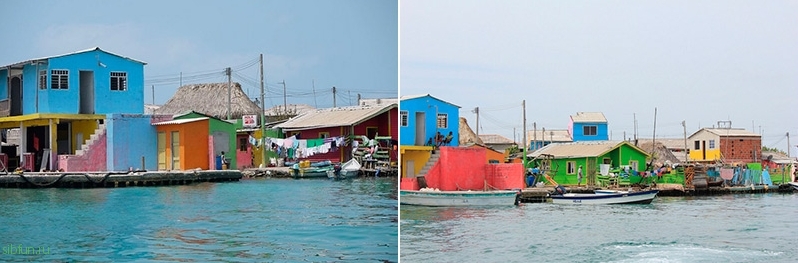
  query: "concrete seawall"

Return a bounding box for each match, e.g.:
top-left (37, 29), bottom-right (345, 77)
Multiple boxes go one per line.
top-left (0, 170), bottom-right (243, 188)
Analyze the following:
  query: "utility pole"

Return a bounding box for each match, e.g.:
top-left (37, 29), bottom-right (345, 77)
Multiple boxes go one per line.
top-left (474, 107), bottom-right (480, 137)
top-left (522, 100), bottom-right (527, 168)
top-left (226, 67), bottom-right (232, 120)
top-left (312, 80), bottom-right (318, 108)
top-left (652, 108), bottom-right (657, 157)
top-left (633, 113), bottom-right (638, 145)
top-left (151, 85), bottom-right (155, 105)
top-left (357, 93), bottom-right (361, 106)
top-left (259, 54), bottom-right (267, 168)
top-left (533, 122), bottom-right (537, 151)
top-left (332, 86), bottom-right (337, 107)
top-left (682, 120), bottom-right (688, 163)
top-left (787, 132), bottom-right (791, 182)
top-left (348, 91), bottom-right (352, 106)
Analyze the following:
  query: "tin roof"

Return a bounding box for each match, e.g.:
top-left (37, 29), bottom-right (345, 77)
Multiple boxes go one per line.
top-left (1, 47), bottom-right (146, 68)
top-left (478, 134), bottom-right (516, 145)
top-left (527, 129), bottom-right (572, 143)
top-left (274, 103), bottom-right (396, 131)
top-left (152, 117), bottom-right (208, 126)
top-left (527, 140), bottom-right (649, 159)
top-left (570, 112), bottom-right (607, 123)
top-left (700, 128), bottom-right (760, 137)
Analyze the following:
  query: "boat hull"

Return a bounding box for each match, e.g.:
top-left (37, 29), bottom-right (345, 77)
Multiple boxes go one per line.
top-left (789, 182), bottom-right (798, 191)
top-left (551, 190), bottom-right (658, 204)
top-left (400, 190), bottom-right (518, 206)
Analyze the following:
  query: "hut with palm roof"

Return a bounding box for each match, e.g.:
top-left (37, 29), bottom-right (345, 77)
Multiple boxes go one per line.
top-left (458, 117), bottom-right (483, 146)
top-left (154, 82), bottom-right (262, 120)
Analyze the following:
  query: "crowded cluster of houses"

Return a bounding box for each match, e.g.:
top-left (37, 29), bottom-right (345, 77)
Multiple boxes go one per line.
top-left (0, 47), bottom-right (397, 172)
top-left (399, 94), bottom-right (793, 187)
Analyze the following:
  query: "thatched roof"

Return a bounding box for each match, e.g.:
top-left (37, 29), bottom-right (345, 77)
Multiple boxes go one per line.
top-left (155, 82), bottom-right (262, 119)
top-left (458, 117), bottom-right (483, 145)
top-left (638, 141), bottom-right (681, 165)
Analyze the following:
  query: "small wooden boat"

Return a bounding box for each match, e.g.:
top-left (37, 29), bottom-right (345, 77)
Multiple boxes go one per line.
top-left (551, 189), bottom-right (659, 204)
top-left (330, 159), bottom-right (361, 180)
top-left (788, 182), bottom-right (798, 191)
top-left (594, 189), bottom-right (630, 194)
top-left (400, 189), bottom-right (519, 206)
top-left (291, 161), bottom-right (334, 179)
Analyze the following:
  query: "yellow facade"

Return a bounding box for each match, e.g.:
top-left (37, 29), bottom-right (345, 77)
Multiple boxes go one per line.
top-left (688, 131), bottom-right (722, 162)
top-left (400, 145), bottom-right (433, 178)
top-left (71, 120), bottom-right (99, 153)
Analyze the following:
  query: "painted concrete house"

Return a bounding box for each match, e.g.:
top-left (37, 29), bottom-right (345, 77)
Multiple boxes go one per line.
top-left (527, 141), bottom-right (650, 185)
top-left (478, 134), bottom-right (517, 154)
top-left (274, 103), bottom-right (398, 163)
top-left (399, 94), bottom-right (459, 147)
top-left (688, 128), bottom-right (761, 163)
top-left (569, 112), bottom-right (608, 142)
top-left (152, 111), bottom-right (237, 170)
top-left (0, 47), bottom-right (153, 171)
top-left (528, 129), bottom-right (572, 151)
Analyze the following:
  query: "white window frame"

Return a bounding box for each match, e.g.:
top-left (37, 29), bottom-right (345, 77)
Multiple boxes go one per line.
top-left (437, 113), bottom-right (448, 129)
top-left (567, 161), bottom-right (576, 174)
top-left (38, 70), bottom-right (47, 90)
top-left (709, 139), bottom-right (715, 149)
top-left (629, 160), bottom-right (639, 171)
top-left (110, 71), bottom-right (127, 91)
top-left (400, 111), bottom-right (408, 127)
top-left (51, 69), bottom-right (68, 89)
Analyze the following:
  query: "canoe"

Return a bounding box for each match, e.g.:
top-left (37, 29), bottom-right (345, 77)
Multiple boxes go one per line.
top-left (551, 190), bottom-right (659, 204)
top-left (400, 189), bottom-right (519, 206)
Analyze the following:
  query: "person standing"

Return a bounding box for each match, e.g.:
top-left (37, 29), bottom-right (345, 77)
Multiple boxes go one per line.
top-left (577, 165), bottom-right (583, 187)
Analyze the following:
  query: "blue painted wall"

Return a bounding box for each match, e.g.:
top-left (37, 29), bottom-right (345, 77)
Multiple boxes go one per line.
top-left (2, 48), bottom-right (145, 115)
top-left (106, 114), bottom-right (157, 171)
top-left (571, 122), bottom-right (609, 141)
top-left (0, 68), bottom-right (7, 99)
top-left (400, 95), bottom-right (460, 146)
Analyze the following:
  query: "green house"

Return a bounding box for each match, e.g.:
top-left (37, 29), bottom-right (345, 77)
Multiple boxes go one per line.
top-left (527, 141), bottom-right (650, 186)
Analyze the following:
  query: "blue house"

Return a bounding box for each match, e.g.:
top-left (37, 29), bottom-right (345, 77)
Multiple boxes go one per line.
top-left (569, 112), bottom-right (609, 142)
top-left (399, 94), bottom-right (460, 147)
top-left (0, 47), bottom-right (154, 171)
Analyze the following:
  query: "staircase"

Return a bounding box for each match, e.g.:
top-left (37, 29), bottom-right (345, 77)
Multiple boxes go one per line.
top-left (417, 151), bottom-right (440, 177)
top-left (75, 124), bottom-right (106, 156)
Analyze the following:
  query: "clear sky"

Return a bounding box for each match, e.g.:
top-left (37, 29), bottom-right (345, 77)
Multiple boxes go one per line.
top-left (1, 0), bottom-right (397, 108)
top-left (401, 0), bottom-right (798, 155)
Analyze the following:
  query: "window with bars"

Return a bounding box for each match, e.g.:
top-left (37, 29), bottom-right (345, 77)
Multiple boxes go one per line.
top-left (38, 70), bottom-right (47, 89)
top-left (436, 113), bottom-right (447, 129)
top-left (400, 111), bottom-right (408, 127)
top-left (51, 70), bottom-right (68, 89)
top-left (110, 72), bottom-right (127, 91)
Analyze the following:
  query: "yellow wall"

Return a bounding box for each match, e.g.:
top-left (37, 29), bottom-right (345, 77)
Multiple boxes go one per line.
top-left (252, 130), bottom-right (265, 167)
top-left (71, 120), bottom-right (98, 152)
top-left (400, 146), bottom-right (432, 178)
top-left (689, 131), bottom-right (722, 161)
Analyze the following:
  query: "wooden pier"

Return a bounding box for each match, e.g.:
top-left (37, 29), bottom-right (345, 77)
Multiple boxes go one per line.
top-left (0, 170), bottom-right (242, 188)
top-left (518, 183), bottom-right (796, 203)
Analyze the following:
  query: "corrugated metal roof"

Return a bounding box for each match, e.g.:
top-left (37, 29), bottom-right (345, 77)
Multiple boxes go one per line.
top-left (570, 112), bottom-right (607, 123)
top-left (702, 128), bottom-right (760, 137)
top-left (478, 134), bottom-right (516, 145)
top-left (527, 129), bottom-right (572, 142)
top-left (400, 94), bottom-right (461, 108)
top-left (2, 47), bottom-right (147, 68)
top-left (527, 140), bottom-right (649, 159)
top-left (274, 103), bottom-right (396, 130)
top-left (152, 117), bottom-right (208, 126)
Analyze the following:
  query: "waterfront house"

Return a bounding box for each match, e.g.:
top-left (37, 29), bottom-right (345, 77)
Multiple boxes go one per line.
top-left (152, 111), bottom-right (237, 170)
top-left (274, 103), bottom-right (397, 163)
top-left (528, 129), bottom-right (572, 151)
top-left (399, 94), bottom-right (460, 179)
top-left (527, 141), bottom-right (650, 185)
top-left (569, 112), bottom-right (609, 141)
top-left (399, 94), bottom-right (459, 147)
top-left (0, 47), bottom-right (159, 172)
top-left (687, 128), bottom-right (761, 163)
top-left (478, 134), bottom-right (517, 154)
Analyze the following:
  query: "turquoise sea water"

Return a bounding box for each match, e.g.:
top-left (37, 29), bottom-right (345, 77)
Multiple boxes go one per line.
top-left (0, 178), bottom-right (398, 262)
top-left (401, 193), bottom-right (798, 263)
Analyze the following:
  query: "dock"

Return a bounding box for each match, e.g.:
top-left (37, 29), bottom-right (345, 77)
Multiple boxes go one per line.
top-left (0, 170), bottom-right (242, 188)
top-left (518, 183), bottom-right (796, 203)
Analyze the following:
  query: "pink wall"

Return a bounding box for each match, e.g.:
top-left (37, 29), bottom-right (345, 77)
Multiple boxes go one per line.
top-left (420, 147), bottom-right (524, 191)
top-left (57, 133), bottom-right (108, 172)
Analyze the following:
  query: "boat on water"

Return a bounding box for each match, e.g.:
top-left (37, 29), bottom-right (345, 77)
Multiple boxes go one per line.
top-left (400, 189), bottom-right (519, 206)
top-left (550, 189), bottom-right (659, 204)
top-left (291, 160), bottom-right (334, 179)
top-left (789, 182), bottom-right (798, 191)
top-left (328, 159), bottom-right (361, 180)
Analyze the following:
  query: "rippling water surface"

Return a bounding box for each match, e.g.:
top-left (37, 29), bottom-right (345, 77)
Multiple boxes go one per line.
top-left (0, 178), bottom-right (398, 262)
top-left (401, 193), bottom-right (798, 263)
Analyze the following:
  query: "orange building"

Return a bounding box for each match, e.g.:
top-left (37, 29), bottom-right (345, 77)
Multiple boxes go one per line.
top-left (153, 118), bottom-right (211, 170)
top-left (468, 144), bottom-right (506, 163)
